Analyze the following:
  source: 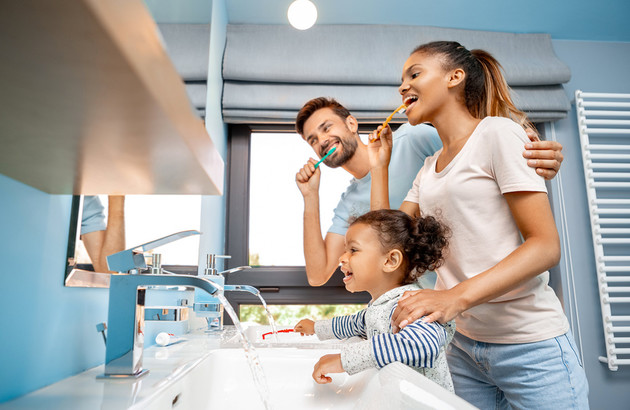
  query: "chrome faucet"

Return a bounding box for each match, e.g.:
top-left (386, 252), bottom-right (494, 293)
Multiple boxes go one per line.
top-left (101, 236), bottom-right (263, 379)
top-left (99, 273), bottom-right (221, 379)
top-left (106, 230), bottom-right (201, 274)
top-left (220, 266), bottom-right (252, 276)
top-left (194, 255), bottom-right (254, 331)
top-left (223, 284), bottom-right (259, 295)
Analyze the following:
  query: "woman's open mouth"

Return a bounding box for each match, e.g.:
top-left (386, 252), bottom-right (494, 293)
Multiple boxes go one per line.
top-left (403, 95), bottom-right (419, 114)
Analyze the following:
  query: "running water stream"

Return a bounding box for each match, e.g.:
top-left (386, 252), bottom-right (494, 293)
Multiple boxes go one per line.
top-left (211, 283), bottom-right (273, 410)
top-left (255, 293), bottom-right (279, 343)
top-left (224, 284), bottom-right (279, 342)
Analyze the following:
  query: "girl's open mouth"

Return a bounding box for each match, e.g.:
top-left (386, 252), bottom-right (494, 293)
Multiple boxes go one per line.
top-left (342, 272), bottom-right (353, 283)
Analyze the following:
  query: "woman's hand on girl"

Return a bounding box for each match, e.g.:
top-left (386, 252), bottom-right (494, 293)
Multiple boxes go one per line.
top-left (391, 288), bottom-right (465, 332)
top-left (294, 318), bottom-right (316, 336)
top-left (312, 354), bottom-right (344, 384)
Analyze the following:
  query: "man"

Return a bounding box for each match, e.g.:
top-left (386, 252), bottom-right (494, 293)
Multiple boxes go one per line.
top-left (295, 97), bottom-right (563, 287)
top-left (81, 195), bottom-right (126, 272)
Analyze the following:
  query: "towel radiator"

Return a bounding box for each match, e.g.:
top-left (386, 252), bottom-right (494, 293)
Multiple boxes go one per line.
top-left (576, 90), bottom-right (630, 371)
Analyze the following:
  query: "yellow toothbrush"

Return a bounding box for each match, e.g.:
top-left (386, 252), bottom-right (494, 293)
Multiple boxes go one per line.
top-left (369, 103), bottom-right (408, 142)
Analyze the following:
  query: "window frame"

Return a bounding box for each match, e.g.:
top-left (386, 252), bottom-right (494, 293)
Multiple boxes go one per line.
top-left (223, 124), bottom-right (370, 321)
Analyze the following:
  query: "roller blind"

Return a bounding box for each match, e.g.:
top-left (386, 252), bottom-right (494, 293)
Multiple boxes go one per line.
top-left (222, 24), bottom-right (571, 124)
top-left (158, 24), bottom-right (210, 118)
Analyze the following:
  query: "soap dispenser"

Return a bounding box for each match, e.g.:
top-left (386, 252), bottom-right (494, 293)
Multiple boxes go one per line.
top-left (193, 254), bottom-right (230, 331)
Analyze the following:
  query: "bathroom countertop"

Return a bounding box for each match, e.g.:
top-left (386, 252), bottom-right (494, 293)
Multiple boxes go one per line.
top-left (0, 328), bottom-right (241, 409)
top-left (2, 326), bottom-right (478, 410)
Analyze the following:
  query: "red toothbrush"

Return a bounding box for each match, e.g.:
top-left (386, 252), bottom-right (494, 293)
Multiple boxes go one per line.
top-left (262, 329), bottom-right (295, 340)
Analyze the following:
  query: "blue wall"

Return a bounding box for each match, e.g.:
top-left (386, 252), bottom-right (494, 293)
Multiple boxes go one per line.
top-left (548, 39), bottom-right (630, 408)
top-left (226, 0), bottom-right (630, 42)
top-left (0, 175), bottom-right (109, 402)
top-left (144, 0), bottom-right (211, 23)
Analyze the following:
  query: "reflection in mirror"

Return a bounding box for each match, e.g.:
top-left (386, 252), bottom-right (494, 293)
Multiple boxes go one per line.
top-left (65, 195), bottom-right (202, 288)
top-left (80, 195), bottom-right (126, 272)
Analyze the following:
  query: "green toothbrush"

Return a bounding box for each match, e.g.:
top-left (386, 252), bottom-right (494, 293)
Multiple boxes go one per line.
top-left (314, 146), bottom-right (337, 169)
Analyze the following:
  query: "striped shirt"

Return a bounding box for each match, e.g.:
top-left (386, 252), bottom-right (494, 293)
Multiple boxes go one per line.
top-left (314, 283), bottom-right (455, 391)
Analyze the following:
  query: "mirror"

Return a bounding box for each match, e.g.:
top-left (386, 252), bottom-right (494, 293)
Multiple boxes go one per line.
top-left (65, 195), bottom-right (202, 288)
top-left (64, 195), bottom-right (125, 288)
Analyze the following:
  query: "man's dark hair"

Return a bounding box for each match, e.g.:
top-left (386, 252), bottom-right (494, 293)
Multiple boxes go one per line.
top-left (295, 97), bottom-right (352, 136)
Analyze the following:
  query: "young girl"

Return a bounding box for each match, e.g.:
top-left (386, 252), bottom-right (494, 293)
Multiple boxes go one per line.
top-left (369, 41), bottom-right (588, 409)
top-left (294, 209), bottom-right (455, 391)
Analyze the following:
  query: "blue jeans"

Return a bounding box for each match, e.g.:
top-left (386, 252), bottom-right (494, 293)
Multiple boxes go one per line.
top-left (447, 331), bottom-right (589, 409)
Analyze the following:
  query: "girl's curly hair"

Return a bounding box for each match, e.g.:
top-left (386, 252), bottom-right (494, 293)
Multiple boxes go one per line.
top-left (351, 209), bottom-right (450, 284)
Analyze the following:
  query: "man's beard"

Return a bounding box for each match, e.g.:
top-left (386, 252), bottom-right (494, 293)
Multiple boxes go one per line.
top-left (323, 136), bottom-right (358, 168)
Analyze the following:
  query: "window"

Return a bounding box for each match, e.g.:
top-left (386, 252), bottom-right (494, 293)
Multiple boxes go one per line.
top-left (240, 304), bottom-right (365, 326)
top-left (249, 132), bottom-right (350, 266)
top-left (224, 125), bottom-right (370, 321)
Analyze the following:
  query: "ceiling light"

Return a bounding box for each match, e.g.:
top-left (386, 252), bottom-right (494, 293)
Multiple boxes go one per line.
top-left (287, 0), bottom-right (318, 30)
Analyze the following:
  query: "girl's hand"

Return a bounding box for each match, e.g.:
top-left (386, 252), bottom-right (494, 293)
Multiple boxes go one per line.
top-left (295, 159), bottom-right (321, 198)
top-left (312, 354), bottom-right (344, 384)
top-left (294, 319), bottom-right (315, 336)
top-left (367, 125), bottom-right (393, 171)
top-left (391, 288), bottom-right (465, 332)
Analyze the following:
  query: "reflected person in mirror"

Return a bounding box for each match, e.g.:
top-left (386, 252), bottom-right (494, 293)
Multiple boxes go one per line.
top-left (81, 195), bottom-right (125, 273)
top-left (294, 209), bottom-right (454, 390)
top-left (294, 97), bottom-right (564, 289)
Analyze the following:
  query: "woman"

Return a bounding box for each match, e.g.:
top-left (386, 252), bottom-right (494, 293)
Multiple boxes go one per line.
top-left (369, 41), bottom-right (588, 409)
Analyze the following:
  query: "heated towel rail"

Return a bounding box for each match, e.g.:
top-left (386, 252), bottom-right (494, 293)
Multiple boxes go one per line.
top-left (576, 90), bottom-right (630, 371)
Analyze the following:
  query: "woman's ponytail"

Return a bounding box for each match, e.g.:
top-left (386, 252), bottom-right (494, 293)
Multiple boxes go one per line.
top-left (471, 49), bottom-right (535, 133)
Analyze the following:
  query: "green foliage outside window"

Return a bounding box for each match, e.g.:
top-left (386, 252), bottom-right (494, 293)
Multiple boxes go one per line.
top-left (240, 304), bottom-right (366, 326)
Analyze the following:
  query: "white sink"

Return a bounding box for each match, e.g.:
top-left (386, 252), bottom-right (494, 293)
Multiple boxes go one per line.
top-left (197, 325), bottom-right (476, 409)
top-left (157, 347), bottom-right (478, 410)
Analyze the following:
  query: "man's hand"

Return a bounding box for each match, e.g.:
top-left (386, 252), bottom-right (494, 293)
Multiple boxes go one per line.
top-left (391, 288), bottom-right (465, 333)
top-left (294, 319), bottom-right (315, 336)
top-left (312, 354), bottom-right (344, 384)
top-left (523, 130), bottom-right (564, 180)
top-left (295, 158), bottom-right (321, 197)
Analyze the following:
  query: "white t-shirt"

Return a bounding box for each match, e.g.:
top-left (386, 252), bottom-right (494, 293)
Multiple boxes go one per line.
top-left (404, 117), bottom-right (569, 344)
